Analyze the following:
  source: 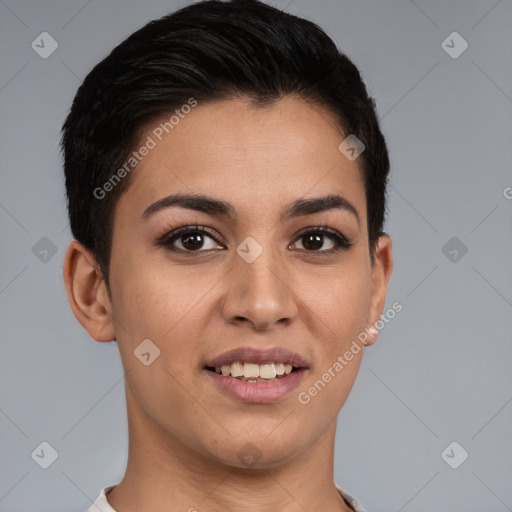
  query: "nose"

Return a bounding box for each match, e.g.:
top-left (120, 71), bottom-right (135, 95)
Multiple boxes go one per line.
top-left (220, 244), bottom-right (298, 331)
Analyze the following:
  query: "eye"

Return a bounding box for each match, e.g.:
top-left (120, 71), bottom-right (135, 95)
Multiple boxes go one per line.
top-left (291, 226), bottom-right (352, 253)
top-left (156, 225), bottom-right (225, 253)
top-left (156, 224), bottom-right (352, 255)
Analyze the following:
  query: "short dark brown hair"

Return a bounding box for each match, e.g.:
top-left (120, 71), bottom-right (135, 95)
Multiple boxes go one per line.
top-left (61, 0), bottom-right (390, 290)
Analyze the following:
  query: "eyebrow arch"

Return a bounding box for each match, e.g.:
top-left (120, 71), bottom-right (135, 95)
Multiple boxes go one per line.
top-left (141, 192), bottom-right (359, 225)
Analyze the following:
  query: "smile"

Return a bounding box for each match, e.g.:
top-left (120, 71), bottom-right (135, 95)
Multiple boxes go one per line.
top-left (206, 366), bottom-right (309, 405)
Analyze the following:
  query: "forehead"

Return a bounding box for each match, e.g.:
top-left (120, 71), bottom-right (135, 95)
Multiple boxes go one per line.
top-left (118, 96), bottom-right (366, 223)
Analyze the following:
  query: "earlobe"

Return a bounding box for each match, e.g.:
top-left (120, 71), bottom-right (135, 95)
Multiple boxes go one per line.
top-left (366, 234), bottom-right (393, 346)
top-left (62, 240), bottom-right (116, 342)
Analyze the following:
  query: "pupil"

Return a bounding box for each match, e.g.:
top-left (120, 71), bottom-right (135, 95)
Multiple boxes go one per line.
top-left (182, 233), bottom-right (204, 250)
top-left (304, 234), bottom-right (322, 251)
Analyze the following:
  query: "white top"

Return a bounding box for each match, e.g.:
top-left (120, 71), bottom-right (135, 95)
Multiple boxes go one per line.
top-left (88, 484), bottom-right (366, 511)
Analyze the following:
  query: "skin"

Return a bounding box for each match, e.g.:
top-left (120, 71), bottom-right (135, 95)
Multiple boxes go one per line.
top-left (63, 95), bottom-right (392, 512)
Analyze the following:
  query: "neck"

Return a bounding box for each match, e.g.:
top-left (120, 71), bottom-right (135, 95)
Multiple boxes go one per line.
top-left (107, 386), bottom-right (353, 512)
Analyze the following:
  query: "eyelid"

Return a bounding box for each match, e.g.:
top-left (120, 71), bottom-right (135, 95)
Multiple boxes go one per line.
top-left (294, 224), bottom-right (349, 242)
top-left (155, 224), bottom-right (224, 248)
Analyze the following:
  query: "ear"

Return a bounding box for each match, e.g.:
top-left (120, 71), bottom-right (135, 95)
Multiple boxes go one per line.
top-left (62, 240), bottom-right (116, 342)
top-left (365, 233), bottom-right (393, 346)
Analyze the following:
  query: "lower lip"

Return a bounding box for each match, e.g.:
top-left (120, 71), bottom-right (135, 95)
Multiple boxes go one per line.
top-left (204, 368), bottom-right (307, 403)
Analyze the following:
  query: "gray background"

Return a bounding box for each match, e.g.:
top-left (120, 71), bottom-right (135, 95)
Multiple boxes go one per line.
top-left (1, 0), bottom-right (511, 511)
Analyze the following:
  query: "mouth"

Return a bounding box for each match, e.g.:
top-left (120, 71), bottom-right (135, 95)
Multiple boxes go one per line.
top-left (203, 347), bottom-right (309, 403)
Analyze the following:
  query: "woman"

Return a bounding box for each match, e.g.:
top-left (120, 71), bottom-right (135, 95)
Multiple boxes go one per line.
top-left (61, 1), bottom-right (393, 510)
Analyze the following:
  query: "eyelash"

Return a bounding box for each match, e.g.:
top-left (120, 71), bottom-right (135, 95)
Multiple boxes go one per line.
top-left (155, 223), bottom-right (352, 256)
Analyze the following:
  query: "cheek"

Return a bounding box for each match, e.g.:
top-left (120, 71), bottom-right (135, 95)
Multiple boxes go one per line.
top-left (108, 258), bottom-right (210, 432)
top-left (110, 247), bottom-right (205, 337)
top-left (293, 261), bottom-right (371, 419)
top-left (332, 277), bottom-right (372, 341)
top-left (109, 254), bottom-right (222, 388)
top-left (305, 261), bottom-right (373, 345)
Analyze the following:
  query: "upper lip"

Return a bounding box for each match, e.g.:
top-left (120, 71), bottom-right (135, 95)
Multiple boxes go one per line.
top-left (204, 346), bottom-right (309, 369)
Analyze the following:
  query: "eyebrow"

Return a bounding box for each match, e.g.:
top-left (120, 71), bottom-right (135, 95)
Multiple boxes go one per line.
top-left (141, 192), bottom-right (360, 225)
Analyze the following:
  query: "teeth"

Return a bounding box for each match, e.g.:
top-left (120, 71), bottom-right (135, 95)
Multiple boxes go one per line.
top-left (259, 363), bottom-right (276, 379)
top-left (230, 361), bottom-right (244, 378)
top-left (213, 361), bottom-right (295, 379)
top-left (244, 363), bottom-right (260, 378)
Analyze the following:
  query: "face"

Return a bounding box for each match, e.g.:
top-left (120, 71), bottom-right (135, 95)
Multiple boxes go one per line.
top-left (103, 96), bottom-right (391, 468)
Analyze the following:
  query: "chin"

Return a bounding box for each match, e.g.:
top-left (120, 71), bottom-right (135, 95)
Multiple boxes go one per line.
top-left (203, 432), bottom-right (305, 471)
